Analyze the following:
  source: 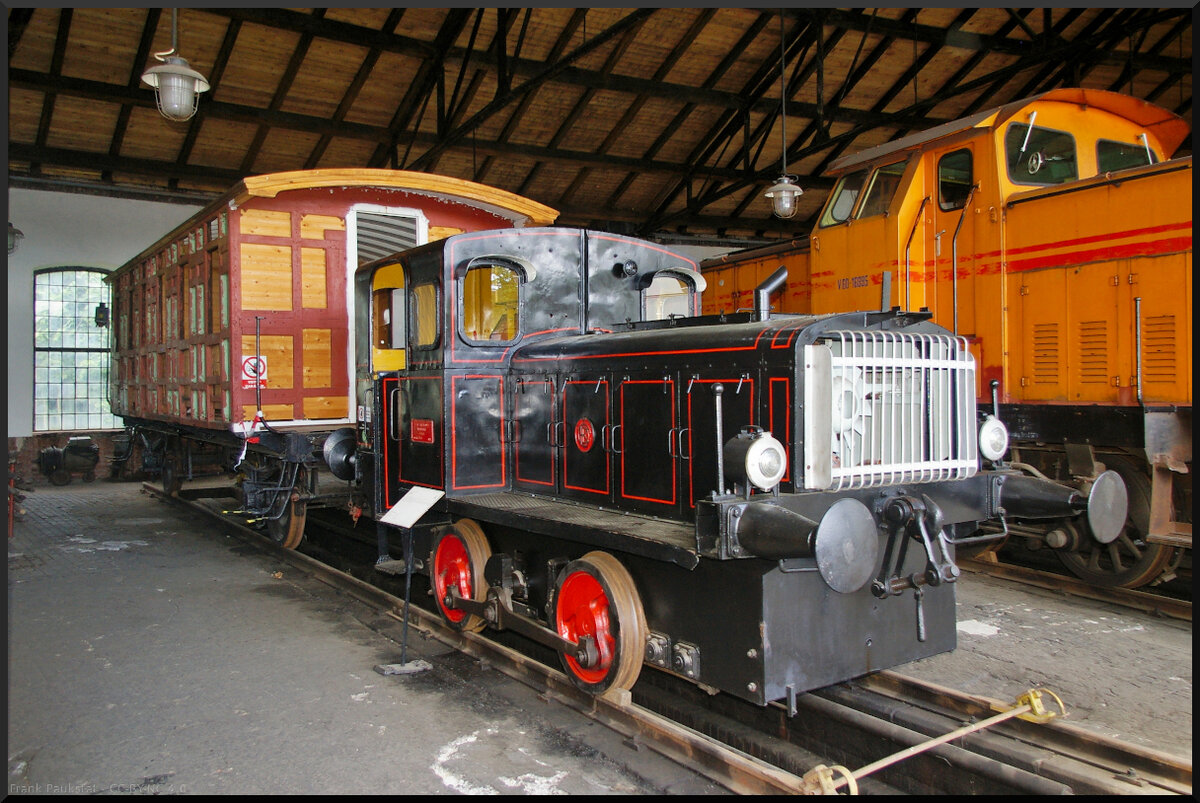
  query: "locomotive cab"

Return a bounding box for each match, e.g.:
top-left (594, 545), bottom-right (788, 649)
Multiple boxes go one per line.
top-left (357, 228), bottom-right (708, 517)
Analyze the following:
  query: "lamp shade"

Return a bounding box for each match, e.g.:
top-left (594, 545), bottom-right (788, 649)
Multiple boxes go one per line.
top-left (764, 176), bottom-right (803, 219)
top-left (142, 56), bottom-right (210, 121)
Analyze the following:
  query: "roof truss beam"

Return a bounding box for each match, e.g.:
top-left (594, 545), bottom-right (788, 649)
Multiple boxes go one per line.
top-left (636, 4), bottom-right (1189, 235)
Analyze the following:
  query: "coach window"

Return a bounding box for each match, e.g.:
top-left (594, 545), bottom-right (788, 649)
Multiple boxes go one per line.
top-left (857, 161), bottom-right (908, 218)
top-left (819, 168), bottom-right (869, 227)
top-left (371, 261), bottom-right (406, 371)
top-left (458, 258), bottom-right (529, 345)
top-left (410, 281), bottom-right (440, 349)
top-left (1005, 123), bottom-right (1078, 186)
top-left (938, 150), bottom-right (974, 211)
top-left (1097, 138), bottom-right (1156, 173)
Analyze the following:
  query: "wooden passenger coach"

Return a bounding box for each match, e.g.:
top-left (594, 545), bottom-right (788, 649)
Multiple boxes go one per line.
top-left (107, 169), bottom-right (557, 436)
top-left (106, 169), bottom-right (556, 544)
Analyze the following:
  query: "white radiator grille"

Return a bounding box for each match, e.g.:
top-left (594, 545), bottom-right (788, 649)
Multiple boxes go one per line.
top-left (804, 330), bottom-right (978, 490)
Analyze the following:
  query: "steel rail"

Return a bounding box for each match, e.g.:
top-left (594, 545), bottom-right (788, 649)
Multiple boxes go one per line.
top-left (959, 555), bottom-right (1191, 622)
top-left (862, 672), bottom-right (1192, 795)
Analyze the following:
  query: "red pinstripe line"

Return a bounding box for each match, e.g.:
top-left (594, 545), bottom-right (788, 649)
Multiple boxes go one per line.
top-left (1007, 235), bottom-right (1192, 273)
top-left (1002, 220), bottom-right (1191, 257)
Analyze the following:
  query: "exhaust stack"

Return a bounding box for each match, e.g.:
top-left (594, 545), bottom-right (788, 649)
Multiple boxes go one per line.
top-left (755, 265), bottom-right (788, 322)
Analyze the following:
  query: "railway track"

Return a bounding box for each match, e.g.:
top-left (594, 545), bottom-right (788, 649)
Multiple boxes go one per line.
top-left (155, 482), bottom-right (1192, 795)
top-left (958, 553), bottom-right (1191, 622)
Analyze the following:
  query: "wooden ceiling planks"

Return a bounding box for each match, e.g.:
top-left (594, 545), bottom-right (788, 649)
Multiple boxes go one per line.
top-left (7, 7), bottom-right (1192, 244)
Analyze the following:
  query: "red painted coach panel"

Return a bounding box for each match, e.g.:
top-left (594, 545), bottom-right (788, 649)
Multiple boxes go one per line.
top-left (107, 169), bottom-right (557, 435)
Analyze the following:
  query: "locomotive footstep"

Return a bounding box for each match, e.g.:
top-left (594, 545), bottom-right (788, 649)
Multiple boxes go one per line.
top-left (373, 558), bottom-right (408, 575)
top-left (374, 660), bottom-right (432, 676)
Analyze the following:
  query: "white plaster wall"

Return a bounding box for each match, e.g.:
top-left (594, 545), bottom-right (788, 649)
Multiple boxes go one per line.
top-left (7, 189), bottom-right (203, 437)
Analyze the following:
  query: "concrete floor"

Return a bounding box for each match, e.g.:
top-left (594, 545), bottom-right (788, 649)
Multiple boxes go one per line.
top-left (7, 482), bottom-right (723, 795)
top-left (8, 480), bottom-right (1191, 794)
top-left (898, 563), bottom-right (1192, 758)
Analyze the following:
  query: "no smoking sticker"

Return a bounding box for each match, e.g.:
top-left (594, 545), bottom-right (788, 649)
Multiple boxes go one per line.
top-left (241, 355), bottom-right (267, 389)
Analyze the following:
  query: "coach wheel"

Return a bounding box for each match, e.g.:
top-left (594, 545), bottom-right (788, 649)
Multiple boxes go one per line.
top-left (160, 456), bottom-right (182, 496)
top-left (553, 551), bottom-right (647, 696)
top-left (431, 519), bottom-right (492, 633)
top-left (50, 468), bottom-right (72, 487)
top-left (1055, 456), bottom-right (1175, 588)
top-left (82, 470), bottom-right (96, 483)
top-left (266, 467), bottom-right (308, 550)
top-left (267, 497), bottom-right (308, 550)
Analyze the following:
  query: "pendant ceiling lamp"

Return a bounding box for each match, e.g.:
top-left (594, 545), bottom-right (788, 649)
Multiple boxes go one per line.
top-left (141, 8), bottom-right (210, 122)
top-left (764, 11), bottom-right (802, 219)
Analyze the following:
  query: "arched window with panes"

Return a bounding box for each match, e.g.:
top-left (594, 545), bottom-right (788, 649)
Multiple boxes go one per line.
top-left (33, 267), bottom-right (120, 431)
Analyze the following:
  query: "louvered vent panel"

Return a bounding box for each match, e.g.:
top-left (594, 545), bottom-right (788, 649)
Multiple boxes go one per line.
top-left (356, 212), bottom-right (420, 265)
top-left (804, 331), bottom-right (978, 491)
top-left (1142, 315), bottom-right (1177, 382)
top-left (1077, 320), bottom-right (1108, 384)
top-left (1032, 322), bottom-right (1060, 384)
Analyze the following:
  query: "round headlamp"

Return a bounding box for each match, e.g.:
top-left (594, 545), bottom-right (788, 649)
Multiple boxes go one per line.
top-left (724, 427), bottom-right (788, 491)
top-left (978, 415), bottom-right (1009, 462)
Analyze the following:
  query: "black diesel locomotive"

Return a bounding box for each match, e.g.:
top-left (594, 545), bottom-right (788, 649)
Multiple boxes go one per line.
top-left (321, 226), bottom-right (1123, 708)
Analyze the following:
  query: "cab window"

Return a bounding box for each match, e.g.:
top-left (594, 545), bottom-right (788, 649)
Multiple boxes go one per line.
top-left (371, 263), bottom-right (406, 350)
top-left (819, 168), bottom-right (869, 227)
top-left (460, 261), bottom-right (521, 344)
top-left (937, 150), bottom-right (973, 211)
top-left (410, 282), bottom-right (440, 349)
top-left (1005, 123), bottom-right (1078, 185)
top-left (371, 262), bottom-right (407, 371)
top-left (857, 161), bottom-right (907, 218)
top-left (642, 273), bottom-right (692, 321)
top-left (1097, 138), bottom-right (1155, 172)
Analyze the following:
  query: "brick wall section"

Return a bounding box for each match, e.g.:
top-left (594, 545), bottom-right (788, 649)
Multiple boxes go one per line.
top-left (8, 433), bottom-right (123, 488)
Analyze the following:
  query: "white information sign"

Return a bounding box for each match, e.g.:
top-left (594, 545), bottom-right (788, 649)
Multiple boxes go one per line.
top-left (379, 486), bottom-right (445, 529)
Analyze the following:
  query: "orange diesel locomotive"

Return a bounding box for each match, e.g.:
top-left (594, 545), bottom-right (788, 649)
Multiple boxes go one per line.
top-left (702, 89), bottom-right (1191, 587)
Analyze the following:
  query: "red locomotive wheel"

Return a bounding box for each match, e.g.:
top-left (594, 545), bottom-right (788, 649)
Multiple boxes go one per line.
top-left (553, 551), bottom-right (647, 696)
top-left (431, 520), bottom-right (491, 632)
